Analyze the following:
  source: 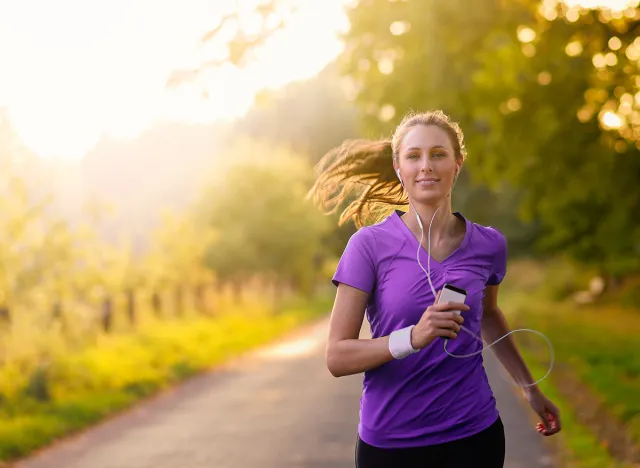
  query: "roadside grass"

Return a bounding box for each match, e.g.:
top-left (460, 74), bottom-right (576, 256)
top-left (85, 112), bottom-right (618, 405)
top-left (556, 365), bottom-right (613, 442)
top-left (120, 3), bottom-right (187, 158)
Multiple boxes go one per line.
top-left (501, 260), bottom-right (640, 467)
top-left (0, 293), bottom-right (332, 464)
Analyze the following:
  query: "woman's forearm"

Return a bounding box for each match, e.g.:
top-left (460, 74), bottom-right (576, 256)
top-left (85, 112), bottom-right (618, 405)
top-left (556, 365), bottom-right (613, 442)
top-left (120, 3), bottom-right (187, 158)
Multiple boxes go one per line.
top-left (481, 308), bottom-right (540, 394)
top-left (326, 336), bottom-right (394, 377)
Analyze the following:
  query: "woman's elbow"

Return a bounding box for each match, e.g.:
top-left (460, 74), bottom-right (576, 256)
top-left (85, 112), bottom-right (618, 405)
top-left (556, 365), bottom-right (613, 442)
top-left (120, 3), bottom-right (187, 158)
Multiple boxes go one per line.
top-left (325, 343), bottom-right (345, 377)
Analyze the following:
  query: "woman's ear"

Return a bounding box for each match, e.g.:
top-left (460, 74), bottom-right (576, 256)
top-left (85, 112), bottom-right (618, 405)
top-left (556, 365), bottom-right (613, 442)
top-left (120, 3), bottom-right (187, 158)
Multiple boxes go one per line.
top-left (393, 159), bottom-right (403, 185)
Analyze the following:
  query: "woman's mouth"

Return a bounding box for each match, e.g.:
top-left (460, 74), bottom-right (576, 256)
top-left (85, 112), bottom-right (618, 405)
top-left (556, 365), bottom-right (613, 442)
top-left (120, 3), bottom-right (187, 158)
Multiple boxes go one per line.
top-left (415, 178), bottom-right (439, 186)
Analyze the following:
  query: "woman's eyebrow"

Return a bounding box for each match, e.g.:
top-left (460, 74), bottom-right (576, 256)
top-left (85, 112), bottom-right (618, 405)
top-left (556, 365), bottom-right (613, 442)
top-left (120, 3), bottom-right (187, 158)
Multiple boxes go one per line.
top-left (405, 145), bottom-right (448, 152)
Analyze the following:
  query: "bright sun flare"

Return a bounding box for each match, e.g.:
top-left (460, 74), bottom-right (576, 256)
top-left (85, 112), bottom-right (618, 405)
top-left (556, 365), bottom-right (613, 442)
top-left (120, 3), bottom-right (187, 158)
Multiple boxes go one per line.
top-left (0, 0), bottom-right (350, 160)
top-left (1, 0), bottom-right (629, 160)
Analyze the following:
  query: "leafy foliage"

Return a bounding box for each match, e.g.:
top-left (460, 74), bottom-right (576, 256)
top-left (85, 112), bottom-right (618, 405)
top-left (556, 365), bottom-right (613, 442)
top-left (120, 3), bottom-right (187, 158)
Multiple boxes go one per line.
top-left (197, 140), bottom-right (332, 295)
top-left (341, 0), bottom-right (640, 275)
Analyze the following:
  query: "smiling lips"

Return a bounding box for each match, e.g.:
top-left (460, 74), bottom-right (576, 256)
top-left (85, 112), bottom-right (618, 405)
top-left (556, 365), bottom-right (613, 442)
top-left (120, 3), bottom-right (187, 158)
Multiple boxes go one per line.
top-left (416, 178), bottom-right (439, 186)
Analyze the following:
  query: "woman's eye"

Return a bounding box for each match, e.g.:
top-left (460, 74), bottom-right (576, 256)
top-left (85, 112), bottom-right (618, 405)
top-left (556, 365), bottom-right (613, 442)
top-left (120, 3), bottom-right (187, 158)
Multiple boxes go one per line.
top-left (408, 153), bottom-right (419, 159)
top-left (433, 152), bottom-right (446, 158)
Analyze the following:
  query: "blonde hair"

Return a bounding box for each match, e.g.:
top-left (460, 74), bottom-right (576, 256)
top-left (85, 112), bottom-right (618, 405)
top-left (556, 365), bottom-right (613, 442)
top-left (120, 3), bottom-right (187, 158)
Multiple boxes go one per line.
top-left (308, 110), bottom-right (467, 228)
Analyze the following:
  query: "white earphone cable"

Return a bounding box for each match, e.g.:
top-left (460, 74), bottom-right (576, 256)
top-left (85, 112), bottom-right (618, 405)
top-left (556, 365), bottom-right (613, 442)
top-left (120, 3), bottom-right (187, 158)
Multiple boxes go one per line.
top-left (402, 178), bottom-right (554, 389)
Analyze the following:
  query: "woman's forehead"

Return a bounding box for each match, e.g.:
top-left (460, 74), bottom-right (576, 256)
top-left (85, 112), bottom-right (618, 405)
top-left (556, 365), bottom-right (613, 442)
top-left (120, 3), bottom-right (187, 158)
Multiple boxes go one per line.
top-left (400, 125), bottom-right (452, 152)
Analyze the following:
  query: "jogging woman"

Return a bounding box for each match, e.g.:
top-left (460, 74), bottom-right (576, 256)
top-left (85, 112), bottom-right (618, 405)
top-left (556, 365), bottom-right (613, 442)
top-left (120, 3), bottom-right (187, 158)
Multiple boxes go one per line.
top-left (309, 110), bottom-right (561, 467)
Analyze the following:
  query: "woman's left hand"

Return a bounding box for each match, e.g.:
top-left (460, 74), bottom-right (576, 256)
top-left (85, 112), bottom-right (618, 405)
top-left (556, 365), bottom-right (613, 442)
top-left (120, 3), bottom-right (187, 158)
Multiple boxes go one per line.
top-left (525, 388), bottom-right (562, 436)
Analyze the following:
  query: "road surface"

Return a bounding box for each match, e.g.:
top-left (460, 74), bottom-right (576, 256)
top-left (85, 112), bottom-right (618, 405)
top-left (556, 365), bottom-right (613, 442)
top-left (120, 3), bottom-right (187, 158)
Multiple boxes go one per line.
top-left (14, 318), bottom-right (554, 468)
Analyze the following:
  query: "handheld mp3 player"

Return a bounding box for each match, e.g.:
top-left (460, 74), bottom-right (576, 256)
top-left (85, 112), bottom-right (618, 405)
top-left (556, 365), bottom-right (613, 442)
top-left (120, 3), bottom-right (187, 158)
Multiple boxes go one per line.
top-left (437, 284), bottom-right (467, 339)
top-left (437, 283), bottom-right (467, 315)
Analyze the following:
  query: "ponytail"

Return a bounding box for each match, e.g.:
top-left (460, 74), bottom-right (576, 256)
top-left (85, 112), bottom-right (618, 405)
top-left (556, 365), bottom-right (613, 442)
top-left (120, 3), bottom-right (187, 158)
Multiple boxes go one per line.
top-left (307, 139), bottom-right (406, 228)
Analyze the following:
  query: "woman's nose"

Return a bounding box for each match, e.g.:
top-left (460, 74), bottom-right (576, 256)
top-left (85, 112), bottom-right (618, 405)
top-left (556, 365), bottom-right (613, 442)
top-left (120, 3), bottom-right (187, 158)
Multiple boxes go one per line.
top-left (420, 155), bottom-right (433, 172)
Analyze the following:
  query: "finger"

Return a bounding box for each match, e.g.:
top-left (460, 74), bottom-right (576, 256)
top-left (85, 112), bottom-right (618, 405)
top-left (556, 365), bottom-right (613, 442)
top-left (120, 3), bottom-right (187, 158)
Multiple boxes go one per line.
top-left (437, 311), bottom-right (466, 324)
top-left (537, 410), bottom-right (550, 432)
top-left (541, 417), bottom-right (551, 432)
top-left (440, 323), bottom-right (462, 334)
top-left (432, 301), bottom-right (469, 311)
top-left (547, 410), bottom-right (561, 434)
top-left (434, 326), bottom-right (458, 339)
top-left (432, 302), bottom-right (470, 313)
top-left (551, 407), bottom-right (562, 431)
top-left (433, 319), bottom-right (461, 331)
top-left (535, 423), bottom-right (550, 436)
top-left (433, 290), bottom-right (442, 305)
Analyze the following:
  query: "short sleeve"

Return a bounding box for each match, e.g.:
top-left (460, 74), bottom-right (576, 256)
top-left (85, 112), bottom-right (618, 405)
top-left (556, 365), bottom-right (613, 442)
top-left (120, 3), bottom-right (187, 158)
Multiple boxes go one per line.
top-left (331, 227), bottom-right (377, 294)
top-left (487, 229), bottom-right (507, 286)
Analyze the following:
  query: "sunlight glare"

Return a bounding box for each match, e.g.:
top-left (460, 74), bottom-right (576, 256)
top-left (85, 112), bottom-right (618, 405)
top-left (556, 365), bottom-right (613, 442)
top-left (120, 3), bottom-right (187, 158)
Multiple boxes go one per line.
top-left (0, 0), bottom-right (350, 160)
top-left (258, 338), bottom-right (321, 359)
top-left (565, 0), bottom-right (639, 10)
top-left (601, 110), bottom-right (624, 129)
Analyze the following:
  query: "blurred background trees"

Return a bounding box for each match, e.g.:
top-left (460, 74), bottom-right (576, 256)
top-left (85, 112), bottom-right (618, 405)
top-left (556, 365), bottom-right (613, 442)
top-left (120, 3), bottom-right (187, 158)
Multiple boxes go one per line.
top-left (0, 0), bottom-right (639, 360)
top-left (340, 0), bottom-right (640, 281)
top-left (1, 1), bottom-right (639, 464)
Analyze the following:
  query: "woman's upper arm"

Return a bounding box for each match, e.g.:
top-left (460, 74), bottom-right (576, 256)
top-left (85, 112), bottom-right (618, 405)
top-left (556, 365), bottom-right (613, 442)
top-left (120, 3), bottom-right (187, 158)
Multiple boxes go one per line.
top-left (484, 227), bottom-right (508, 317)
top-left (328, 283), bottom-right (369, 343)
top-left (482, 284), bottom-right (500, 317)
top-left (328, 227), bottom-right (376, 343)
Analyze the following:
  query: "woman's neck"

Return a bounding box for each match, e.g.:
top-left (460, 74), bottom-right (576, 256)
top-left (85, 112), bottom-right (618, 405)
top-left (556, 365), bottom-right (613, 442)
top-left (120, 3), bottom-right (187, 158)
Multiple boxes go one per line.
top-left (403, 200), bottom-right (457, 241)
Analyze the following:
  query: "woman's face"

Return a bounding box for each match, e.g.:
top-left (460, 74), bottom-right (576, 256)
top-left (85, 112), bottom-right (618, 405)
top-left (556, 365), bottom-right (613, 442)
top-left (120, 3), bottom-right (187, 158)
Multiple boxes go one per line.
top-left (395, 124), bottom-right (460, 206)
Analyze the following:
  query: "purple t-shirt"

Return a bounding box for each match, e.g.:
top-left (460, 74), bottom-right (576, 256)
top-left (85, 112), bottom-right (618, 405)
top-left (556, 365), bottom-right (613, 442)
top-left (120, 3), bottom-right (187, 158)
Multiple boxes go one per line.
top-left (332, 210), bottom-right (506, 448)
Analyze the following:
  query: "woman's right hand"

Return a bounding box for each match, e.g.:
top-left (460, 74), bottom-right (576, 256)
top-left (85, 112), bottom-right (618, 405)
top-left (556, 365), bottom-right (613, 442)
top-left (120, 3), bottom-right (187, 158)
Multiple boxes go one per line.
top-left (410, 291), bottom-right (469, 349)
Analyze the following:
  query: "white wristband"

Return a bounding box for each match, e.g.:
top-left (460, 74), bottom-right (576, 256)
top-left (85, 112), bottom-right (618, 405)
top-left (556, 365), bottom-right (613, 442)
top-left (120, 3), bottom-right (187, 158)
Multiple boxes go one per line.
top-left (389, 325), bottom-right (419, 360)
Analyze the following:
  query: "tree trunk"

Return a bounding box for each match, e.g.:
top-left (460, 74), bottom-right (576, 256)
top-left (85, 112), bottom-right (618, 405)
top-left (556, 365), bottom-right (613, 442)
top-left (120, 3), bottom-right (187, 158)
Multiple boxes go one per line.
top-left (232, 280), bottom-right (242, 304)
top-left (101, 297), bottom-right (113, 333)
top-left (151, 292), bottom-right (162, 318)
top-left (175, 285), bottom-right (184, 317)
top-left (0, 306), bottom-right (10, 325)
top-left (194, 284), bottom-right (205, 313)
top-left (126, 289), bottom-right (136, 326)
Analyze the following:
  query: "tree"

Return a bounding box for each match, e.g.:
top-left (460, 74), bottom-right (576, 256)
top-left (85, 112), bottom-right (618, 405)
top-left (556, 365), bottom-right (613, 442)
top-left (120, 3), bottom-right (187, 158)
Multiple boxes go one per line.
top-left (340, 0), bottom-right (640, 277)
top-left (197, 140), bottom-right (332, 297)
top-left (167, 0), bottom-right (294, 89)
top-left (233, 62), bottom-right (360, 163)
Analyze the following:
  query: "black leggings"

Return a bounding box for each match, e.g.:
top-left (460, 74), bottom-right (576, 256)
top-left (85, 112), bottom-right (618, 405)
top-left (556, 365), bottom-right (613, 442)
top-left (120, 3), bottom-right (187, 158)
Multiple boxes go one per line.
top-left (355, 417), bottom-right (505, 468)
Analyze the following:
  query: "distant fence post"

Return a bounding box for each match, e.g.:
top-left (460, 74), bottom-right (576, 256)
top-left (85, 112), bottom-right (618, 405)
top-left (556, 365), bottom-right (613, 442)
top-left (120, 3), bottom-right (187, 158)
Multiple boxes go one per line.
top-left (126, 289), bottom-right (136, 326)
top-left (52, 301), bottom-right (63, 321)
top-left (51, 301), bottom-right (64, 329)
top-left (151, 291), bottom-right (162, 318)
top-left (101, 297), bottom-right (113, 333)
top-left (0, 306), bottom-right (10, 325)
top-left (194, 284), bottom-right (205, 314)
top-left (175, 285), bottom-right (183, 316)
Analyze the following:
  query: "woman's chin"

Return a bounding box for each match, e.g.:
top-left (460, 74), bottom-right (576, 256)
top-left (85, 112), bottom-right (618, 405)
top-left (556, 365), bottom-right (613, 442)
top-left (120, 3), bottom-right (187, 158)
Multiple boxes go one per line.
top-left (410, 191), bottom-right (447, 206)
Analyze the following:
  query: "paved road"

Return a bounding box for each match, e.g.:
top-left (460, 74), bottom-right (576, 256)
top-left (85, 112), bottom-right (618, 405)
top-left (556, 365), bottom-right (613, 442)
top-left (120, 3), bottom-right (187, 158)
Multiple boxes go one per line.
top-left (14, 318), bottom-right (554, 468)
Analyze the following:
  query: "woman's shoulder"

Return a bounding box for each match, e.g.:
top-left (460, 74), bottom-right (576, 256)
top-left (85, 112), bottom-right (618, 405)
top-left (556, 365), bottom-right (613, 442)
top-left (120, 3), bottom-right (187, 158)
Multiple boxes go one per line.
top-left (345, 213), bottom-right (405, 256)
top-left (466, 218), bottom-right (507, 251)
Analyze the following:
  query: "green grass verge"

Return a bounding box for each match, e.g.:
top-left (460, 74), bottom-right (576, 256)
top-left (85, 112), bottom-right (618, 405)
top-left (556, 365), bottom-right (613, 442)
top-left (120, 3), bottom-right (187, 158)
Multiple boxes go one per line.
top-left (520, 348), bottom-right (628, 468)
top-left (501, 287), bottom-right (639, 468)
top-left (0, 294), bottom-right (332, 464)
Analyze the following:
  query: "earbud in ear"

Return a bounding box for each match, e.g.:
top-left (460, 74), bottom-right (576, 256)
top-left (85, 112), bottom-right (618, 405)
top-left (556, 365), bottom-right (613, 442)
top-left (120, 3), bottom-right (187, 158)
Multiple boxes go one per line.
top-left (396, 168), bottom-right (403, 184)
